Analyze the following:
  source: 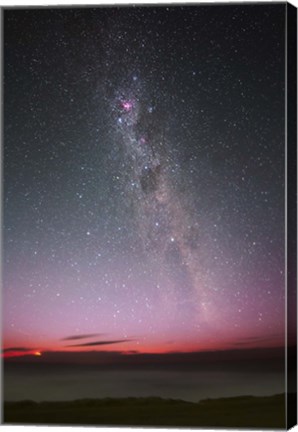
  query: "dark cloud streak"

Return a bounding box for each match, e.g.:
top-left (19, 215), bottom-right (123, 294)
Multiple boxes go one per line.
top-left (66, 339), bottom-right (132, 348)
top-left (61, 334), bottom-right (105, 341)
top-left (3, 347), bottom-right (34, 353)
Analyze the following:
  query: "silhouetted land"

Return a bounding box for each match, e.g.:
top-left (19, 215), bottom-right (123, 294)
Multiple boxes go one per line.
top-left (4, 393), bottom-right (290, 428)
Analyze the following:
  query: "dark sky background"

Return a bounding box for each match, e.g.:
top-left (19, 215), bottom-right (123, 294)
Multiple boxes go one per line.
top-left (3, 4), bottom-right (286, 359)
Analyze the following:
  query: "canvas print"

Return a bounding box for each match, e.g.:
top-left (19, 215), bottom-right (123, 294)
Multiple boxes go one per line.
top-left (2, 2), bottom-right (297, 429)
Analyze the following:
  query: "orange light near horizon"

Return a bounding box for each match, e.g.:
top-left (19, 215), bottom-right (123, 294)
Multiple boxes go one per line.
top-left (34, 351), bottom-right (42, 356)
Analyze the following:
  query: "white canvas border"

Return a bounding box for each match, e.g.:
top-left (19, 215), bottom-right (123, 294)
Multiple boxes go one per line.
top-left (0, 1), bottom-right (297, 432)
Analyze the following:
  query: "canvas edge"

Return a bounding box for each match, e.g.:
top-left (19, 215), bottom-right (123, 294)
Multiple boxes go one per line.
top-left (286, 1), bottom-right (297, 430)
top-left (0, 2), bottom-right (296, 432)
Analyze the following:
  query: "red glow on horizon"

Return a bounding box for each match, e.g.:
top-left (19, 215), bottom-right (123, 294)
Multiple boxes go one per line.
top-left (2, 330), bottom-right (285, 361)
top-left (2, 350), bottom-right (43, 359)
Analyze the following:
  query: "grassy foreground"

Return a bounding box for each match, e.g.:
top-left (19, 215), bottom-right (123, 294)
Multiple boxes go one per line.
top-left (4, 393), bottom-right (286, 428)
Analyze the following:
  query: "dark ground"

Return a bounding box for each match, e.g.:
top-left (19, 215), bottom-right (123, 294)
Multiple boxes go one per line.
top-left (4, 393), bottom-right (292, 429)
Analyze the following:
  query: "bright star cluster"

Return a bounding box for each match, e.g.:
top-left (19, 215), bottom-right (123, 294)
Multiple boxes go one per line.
top-left (3, 4), bottom-right (285, 355)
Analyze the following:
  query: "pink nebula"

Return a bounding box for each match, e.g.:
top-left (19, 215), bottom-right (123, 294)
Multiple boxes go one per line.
top-left (122, 100), bottom-right (133, 111)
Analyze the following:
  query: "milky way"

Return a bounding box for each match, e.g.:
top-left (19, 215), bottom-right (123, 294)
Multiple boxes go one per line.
top-left (3, 4), bottom-right (286, 354)
top-left (110, 75), bottom-right (208, 331)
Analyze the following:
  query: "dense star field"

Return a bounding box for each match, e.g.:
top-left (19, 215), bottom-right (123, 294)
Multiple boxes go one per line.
top-left (4, 4), bottom-right (285, 358)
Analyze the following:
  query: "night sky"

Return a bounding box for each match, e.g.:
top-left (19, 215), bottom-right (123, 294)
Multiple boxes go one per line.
top-left (3, 4), bottom-right (286, 359)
